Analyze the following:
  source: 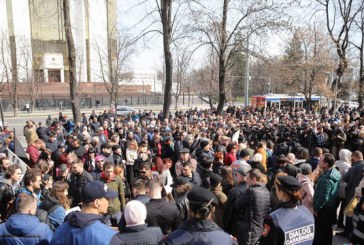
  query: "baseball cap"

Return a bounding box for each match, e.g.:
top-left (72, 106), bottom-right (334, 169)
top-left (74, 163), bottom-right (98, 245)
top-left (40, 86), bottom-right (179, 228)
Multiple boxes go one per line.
top-left (81, 181), bottom-right (117, 202)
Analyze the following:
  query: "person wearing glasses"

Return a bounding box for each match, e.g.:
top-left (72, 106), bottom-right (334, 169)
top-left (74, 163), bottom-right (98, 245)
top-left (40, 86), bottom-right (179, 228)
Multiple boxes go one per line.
top-left (92, 155), bottom-right (106, 181)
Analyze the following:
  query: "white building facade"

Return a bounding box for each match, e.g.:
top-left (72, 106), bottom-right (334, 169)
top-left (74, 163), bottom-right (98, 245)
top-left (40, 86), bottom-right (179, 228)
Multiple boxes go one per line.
top-left (0, 0), bottom-right (116, 83)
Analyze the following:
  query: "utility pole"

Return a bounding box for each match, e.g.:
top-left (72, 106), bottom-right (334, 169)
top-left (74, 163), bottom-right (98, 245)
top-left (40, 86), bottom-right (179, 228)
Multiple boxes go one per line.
top-left (244, 35), bottom-right (250, 107)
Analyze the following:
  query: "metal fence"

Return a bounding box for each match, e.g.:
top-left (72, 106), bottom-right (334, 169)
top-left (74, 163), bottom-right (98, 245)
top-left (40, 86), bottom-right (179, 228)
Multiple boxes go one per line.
top-left (1, 93), bottom-right (201, 112)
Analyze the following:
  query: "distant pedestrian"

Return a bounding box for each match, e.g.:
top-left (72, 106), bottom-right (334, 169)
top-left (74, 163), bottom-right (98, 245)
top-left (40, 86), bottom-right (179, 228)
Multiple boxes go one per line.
top-left (25, 103), bottom-right (30, 113)
top-left (59, 101), bottom-right (63, 112)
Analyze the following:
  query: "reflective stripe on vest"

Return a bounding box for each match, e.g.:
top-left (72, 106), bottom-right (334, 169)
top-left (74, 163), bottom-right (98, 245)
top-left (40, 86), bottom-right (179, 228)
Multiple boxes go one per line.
top-left (270, 205), bottom-right (315, 245)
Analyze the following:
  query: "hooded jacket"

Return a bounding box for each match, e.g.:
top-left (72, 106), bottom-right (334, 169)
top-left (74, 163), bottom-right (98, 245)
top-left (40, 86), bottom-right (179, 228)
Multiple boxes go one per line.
top-left (50, 211), bottom-right (116, 245)
top-left (0, 213), bottom-right (52, 244)
top-left (313, 167), bottom-right (341, 212)
top-left (334, 149), bottom-right (351, 199)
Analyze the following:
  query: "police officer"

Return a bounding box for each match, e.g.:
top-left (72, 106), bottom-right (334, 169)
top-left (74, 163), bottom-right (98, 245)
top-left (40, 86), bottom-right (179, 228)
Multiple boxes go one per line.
top-left (163, 187), bottom-right (237, 245)
top-left (260, 175), bottom-right (314, 245)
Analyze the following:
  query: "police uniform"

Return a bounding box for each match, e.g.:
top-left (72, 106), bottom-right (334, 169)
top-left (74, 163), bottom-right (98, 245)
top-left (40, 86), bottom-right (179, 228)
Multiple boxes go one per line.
top-left (163, 187), bottom-right (238, 245)
top-left (260, 176), bottom-right (315, 245)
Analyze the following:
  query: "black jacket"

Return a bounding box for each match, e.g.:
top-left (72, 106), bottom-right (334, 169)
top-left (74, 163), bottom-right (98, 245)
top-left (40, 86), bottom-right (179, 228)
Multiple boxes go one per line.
top-left (145, 198), bottom-right (181, 234)
top-left (0, 181), bottom-right (14, 220)
top-left (163, 218), bottom-right (237, 245)
top-left (234, 183), bottom-right (271, 245)
top-left (223, 182), bottom-right (249, 234)
top-left (68, 170), bottom-right (94, 207)
top-left (110, 224), bottom-right (163, 245)
top-left (344, 160), bottom-right (364, 205)
top-left (175, 192), bottom-right (189, 222)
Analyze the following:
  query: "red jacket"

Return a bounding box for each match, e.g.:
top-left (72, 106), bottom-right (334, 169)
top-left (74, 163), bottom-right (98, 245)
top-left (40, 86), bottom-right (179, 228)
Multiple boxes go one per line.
top-left (26, 144), bottom-right (40, 168)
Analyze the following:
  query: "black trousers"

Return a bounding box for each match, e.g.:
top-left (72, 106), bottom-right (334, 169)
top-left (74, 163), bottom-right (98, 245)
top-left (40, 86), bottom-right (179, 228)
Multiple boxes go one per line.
top-left (313, 206), bottom-right (335, 245)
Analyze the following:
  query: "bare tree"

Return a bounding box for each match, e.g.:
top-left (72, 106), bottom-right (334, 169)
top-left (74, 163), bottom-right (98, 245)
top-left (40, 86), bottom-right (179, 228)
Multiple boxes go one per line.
top-left (186, 0), bottom-right (292, 114)
top-left (63, 0), bottom-right (81, 124)
top-left (159, 0), bottom-right (173, 118)
top-left (316, 0), bottom-right (364, 109)
top-left (352, 10), bottom-right (364, 108)
top-left (96, 31), bottom-right (135, 107)
top-left (0, 31), bottom-right (11, 94)
top-left (192, 51), bottom-right (219, 109)
top-left (172, 44), bottom-right (192, 109)
top-left (17, 41), bottom-right (42, 113)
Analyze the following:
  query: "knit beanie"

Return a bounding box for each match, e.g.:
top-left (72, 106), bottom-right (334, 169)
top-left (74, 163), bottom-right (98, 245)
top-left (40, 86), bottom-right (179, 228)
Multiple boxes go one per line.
top-left (124, 200), bottom-right (147, 227)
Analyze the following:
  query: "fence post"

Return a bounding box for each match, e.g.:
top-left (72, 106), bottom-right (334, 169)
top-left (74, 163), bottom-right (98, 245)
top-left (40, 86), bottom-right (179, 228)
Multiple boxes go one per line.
top-left (131, 94), bottom-right (133, 105)
top-left (183, 92), bottom-right (185, 105)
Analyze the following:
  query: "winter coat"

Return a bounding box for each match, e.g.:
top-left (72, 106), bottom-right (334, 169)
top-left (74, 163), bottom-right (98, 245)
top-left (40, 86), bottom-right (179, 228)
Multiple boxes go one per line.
top-left (223, 182), bottom-right (249, 234)
top-left (0, 214), bottom-right (52, 244)
top-left (297, 173), bottom-right (314, 213)
top-left (350, 196), bottom-right (364, 244)
top-left (145, 198), bottom-right (181, 234)
top-left (197, 149), bottom-right (215, 164)
top-left (175, 192), bottom-right (189, 222)
top-left (110, 224), bottom-right (163, 245)
top-left (211, 185), bottom-right (227, 228)
top-left (162, 218), bottom-right (237, 245)
top-left (50, 211), bottom-right (116, 245)
top-left (181, 171), bottom-right (202, 188)
top-left (0, 179), bottom-right (17, 220)
top-left (335, 149), bottom-right (351, 199)
top-left (313, 167), bottom-right (341, 212)
top-left (234, 183), bottom-right (271, 245)
top-left (344, 160), bottom-right (364, 205)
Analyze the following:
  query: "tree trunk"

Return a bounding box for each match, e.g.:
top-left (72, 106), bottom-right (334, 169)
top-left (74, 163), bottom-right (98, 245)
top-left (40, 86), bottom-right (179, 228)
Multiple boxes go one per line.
top-left (359, 29), bottom-right (364, 109)
top-left (175, 95), bottom-right (179, 110)
top-left (9, 36), bottom-right (18, 117)
top-left (208, 95), bottom-right (213, 109)
top-left (188, 87), bottom-right (191, 107)
top-left (161, 0), bottom-right (173, 119)
top-left (216, 0), bottom-right (228, 114)
top-left (63, 0), bottom-right (81, 124)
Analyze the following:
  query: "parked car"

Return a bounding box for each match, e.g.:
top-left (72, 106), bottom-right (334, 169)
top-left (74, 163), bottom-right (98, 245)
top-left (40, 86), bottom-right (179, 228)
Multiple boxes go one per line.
top-left (116, 105), bottom-right (137, 116)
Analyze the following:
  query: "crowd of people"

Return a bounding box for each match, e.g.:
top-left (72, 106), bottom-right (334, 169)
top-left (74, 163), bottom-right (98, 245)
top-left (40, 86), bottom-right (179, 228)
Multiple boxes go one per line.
top-left (0, 104), bottom-right (364, 244)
